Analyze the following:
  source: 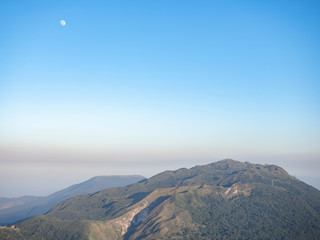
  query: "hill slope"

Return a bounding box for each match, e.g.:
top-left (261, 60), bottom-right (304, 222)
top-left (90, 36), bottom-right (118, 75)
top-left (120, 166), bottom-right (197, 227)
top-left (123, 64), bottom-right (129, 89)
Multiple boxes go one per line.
top-left (0, 175), bottom-right (145, 225)
top-left (4, 159), bottom-right (320, 239)
top-left (0, 196), bottom-right (42, 211)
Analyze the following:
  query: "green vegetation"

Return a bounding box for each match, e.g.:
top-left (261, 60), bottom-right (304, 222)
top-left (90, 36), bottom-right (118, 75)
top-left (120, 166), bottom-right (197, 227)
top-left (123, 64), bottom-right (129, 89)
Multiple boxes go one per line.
top-left (185, 185), bottom-right (320, 239)
top-left (0, 175), bottom-right (145, 225)
top-left (1, 159), bottom-right (320, 239)
top-left (0, 227), bottom-right (26, 240)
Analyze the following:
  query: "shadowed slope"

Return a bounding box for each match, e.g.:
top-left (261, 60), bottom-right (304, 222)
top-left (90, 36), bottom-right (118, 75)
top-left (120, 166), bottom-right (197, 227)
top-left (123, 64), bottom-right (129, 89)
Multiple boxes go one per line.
top-left (6, 159), bottom-right (320, 239)
top-left (0, 175), bottom-right (145, 225)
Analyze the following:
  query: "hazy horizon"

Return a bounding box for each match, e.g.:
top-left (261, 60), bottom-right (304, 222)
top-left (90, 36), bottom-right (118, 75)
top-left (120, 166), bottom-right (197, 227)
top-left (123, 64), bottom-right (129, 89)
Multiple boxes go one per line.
top-left (1, 0), bottom-right (319, 197)
top-left (1, 154), bottom-right (320, 198)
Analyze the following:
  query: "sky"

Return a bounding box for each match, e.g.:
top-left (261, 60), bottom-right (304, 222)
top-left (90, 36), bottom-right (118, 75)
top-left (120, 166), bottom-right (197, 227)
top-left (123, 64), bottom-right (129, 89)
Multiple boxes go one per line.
top-left (0, 0), bottom-right (319, 197)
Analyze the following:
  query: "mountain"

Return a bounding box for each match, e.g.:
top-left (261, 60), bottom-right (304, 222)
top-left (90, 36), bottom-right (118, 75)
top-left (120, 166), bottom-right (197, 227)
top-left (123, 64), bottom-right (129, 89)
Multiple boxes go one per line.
top-left (2, 159), bottom-right (320, 239)
top-left (0, 196), bottom-right (42, 211)
top-left (0, 175), bottom-right (145, 225)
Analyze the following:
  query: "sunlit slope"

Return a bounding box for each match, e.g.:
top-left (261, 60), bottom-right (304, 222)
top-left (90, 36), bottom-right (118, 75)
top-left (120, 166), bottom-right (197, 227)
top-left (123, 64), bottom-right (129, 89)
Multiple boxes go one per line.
top-left (11, 159), bottom-right (320, 239)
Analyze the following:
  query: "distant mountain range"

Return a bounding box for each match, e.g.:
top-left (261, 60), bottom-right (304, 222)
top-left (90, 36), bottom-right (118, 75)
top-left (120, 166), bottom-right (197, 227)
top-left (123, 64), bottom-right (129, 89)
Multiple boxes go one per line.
top-left (0, 175), bottom-right (145, 225)
top-left (1, 159), bottom-right (320, 239)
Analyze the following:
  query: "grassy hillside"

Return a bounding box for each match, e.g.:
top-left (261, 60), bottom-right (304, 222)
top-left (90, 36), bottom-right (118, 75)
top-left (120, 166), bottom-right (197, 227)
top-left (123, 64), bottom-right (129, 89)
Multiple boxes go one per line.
top-left (4, 159), bottom-right (320, 239)
top-left (0, 175), bottom-right (145, 225)
top-left (0, 226), bottom-right (26, 240)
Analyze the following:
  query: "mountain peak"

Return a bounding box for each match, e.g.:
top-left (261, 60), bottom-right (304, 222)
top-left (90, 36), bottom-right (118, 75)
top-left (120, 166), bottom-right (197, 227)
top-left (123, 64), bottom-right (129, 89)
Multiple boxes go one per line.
top-left (5, 160), bottom-right (320, 240)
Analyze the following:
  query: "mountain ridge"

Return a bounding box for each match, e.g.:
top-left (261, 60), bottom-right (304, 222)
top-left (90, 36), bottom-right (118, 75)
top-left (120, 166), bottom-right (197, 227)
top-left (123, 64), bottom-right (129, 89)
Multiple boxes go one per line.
top-left (2, 159), bottom-right (320, 239)
top-left (0, 175), bottom-right (145, 225)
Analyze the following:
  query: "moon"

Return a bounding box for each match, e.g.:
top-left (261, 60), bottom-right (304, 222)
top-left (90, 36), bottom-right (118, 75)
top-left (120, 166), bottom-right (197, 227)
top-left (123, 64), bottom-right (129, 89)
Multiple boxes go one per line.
top-left (60, 20), bottom-right (66, 26)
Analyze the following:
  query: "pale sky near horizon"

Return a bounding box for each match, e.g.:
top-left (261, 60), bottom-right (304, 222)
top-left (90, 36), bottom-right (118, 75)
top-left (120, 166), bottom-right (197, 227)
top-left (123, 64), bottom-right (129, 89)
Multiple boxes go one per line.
top-left (1, 0), bottom-right (320, 197)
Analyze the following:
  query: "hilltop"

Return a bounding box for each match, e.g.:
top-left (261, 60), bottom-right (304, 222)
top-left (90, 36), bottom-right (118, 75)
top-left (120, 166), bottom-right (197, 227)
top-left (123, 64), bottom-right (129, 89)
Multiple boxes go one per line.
top-left (2, 159), bottom-right (320, 239)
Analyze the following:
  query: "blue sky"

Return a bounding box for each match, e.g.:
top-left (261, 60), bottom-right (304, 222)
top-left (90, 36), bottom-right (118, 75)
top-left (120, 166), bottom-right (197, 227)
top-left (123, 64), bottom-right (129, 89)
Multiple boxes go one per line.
top-left (0, 0), bottom-right (320, 196)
